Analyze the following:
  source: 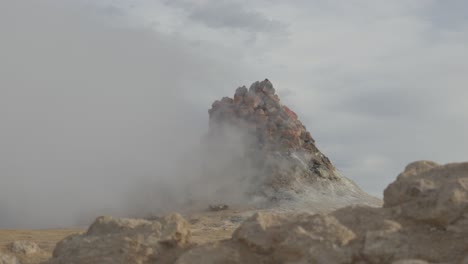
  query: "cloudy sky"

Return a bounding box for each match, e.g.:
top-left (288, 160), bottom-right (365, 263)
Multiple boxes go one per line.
top-left (1, 0), bottom-right (467, 228)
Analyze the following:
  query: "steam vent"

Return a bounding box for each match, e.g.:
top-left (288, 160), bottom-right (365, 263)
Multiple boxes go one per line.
top-left (207, 79), bottom-right (381, 209)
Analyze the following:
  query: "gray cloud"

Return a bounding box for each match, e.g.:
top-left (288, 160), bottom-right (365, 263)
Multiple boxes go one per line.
top-left (165, 0), bottom-right (287, 33)
top-left (333, 89), bottom-right (423, 119)
top-left (424, 0), bottom-right (468, 30)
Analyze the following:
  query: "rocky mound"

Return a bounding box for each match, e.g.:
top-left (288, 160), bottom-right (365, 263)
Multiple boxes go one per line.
top-left (204, 79), bottom-right (379, 208)
top-left (383, 161), bottom-right (468, 226)
top-left (0, 253), bottom-right (20, 264)
top-left (9, 241), bottom-right (41, 255)
top-left (47, 160), bottom-right (468, 263)
top-left (47, 214), bottom-right (192, 264)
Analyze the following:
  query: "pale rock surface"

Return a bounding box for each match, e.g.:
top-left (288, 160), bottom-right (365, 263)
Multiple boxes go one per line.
top-left (384, 161), bottom-right (468, 226)
top-left (9, 241), bottom-right (40, 255)
top-left (47, 213), bottom-right (191, 264)
top-left (0, 253), bottom-right (20, 264)
top-left (175, 241), bottom-right (248, 264)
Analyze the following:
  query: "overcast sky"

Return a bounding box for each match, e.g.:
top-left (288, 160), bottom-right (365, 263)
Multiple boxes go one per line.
top-left (1, 0), bottom-right (467, 228)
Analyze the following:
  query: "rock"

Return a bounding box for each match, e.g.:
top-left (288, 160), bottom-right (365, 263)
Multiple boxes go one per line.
top-left (176, 211), bottom-right (357, 264)
top-left (232, 212), bottom-right (289, 254)
top-left (396, 160), bottom-right (440, 180)
top-left (272, 214), bottom-right (356, 263)
top-left (384, 162), bottom-right (468, 226)
top-left (208, 204), bottom-right (229, 211)
top-left (197, 212), bottom-right (356, 263)
top-left (0, 254), bottom-right (20, 264)
top-left (392, 260), bottom-right (429, 264)
top-left (362, 220), bottom-right (407, 263)
top-left (175, 241), bottom-right (246, 264)
top-left (159, 213), bottom-right (192, 246)
top-left (331, 205), bottom-right (394, 235)
top-left (206, 79), bottom-right (380, 208)
top-left (9, 240), bottom-right (40, 255)
top-left (48, 213), bottom-right (191, 264)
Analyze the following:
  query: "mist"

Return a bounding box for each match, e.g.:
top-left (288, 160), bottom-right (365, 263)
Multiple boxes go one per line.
top-left (0, 0), bottom-right (253, 229)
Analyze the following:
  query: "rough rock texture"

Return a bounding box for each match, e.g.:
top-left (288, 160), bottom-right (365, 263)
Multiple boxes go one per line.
top-left (206, 79), bottom-right (380, 208)
top-left (47, 213), bottom-right (191, 264)
top-left (384, 161), bottom-right (468, 226)
top-left (175, 161), bottom-right (468, 264)
top-left (209, 79), bottom-right (328, 164)
top-left (0, 253), bottom-right (20, 264)
top-left (9, 241), bottom-right (40, 255)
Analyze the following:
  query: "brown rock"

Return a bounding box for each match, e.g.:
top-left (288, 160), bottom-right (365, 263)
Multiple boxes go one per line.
top-left (362, 220), bottom-right (407, 263)
top-left (282, 106), bottom-right (298, 120)
top-left (48, 214), bottom-right (191, 264)
top-left (243, 92), bottom-right (261, 108)
top-left (232, 212), bottom-right (356, 262)
top-left (384, 162), bottom-right (468, 226)
top-left (9, 240), bottom-right (41, 255)
top-left (175, 241), bottom-right (247, 264)
top-left (0, 254), bottom-right (20, 264)
top-left (396, 160), bottom-right (440, 180)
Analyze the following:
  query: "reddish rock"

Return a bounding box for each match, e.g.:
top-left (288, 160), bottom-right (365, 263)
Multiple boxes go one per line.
top-left (282, 106), bottom-right (298, 120)
top-left (233, 94), bottom-right (243, 104)
top-left (211, 100), bottom-right (221, 109)
top-left (221, 97), bottom-right (234, 104)
top-left (208, 79), bottom-right (336, 175)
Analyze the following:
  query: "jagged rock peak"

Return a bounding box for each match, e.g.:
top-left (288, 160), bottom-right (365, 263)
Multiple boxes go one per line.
top-left (208, 79), bottom-right (336, 180)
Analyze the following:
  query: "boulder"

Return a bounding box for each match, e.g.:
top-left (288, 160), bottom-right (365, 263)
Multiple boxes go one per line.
top-left (47, 213), bottom-right (191, 264)
top-left (0, 254), bottom-right (20, 264)
top-left (384, 161), bottom-right (468, 226)
top-left (9, 241), bottom-right (41, 255)
top-left (175, 211), bottom-right (358, 264)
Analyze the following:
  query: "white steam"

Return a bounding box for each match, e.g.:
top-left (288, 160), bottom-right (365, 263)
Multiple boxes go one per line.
top-left (0, 0), bottom-right (255, 228)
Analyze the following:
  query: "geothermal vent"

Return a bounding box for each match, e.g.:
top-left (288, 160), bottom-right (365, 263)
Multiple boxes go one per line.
top-left (204, 79), bottom-right (380, 209)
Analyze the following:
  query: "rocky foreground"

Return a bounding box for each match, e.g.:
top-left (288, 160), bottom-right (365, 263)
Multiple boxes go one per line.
top-left (1, 160), bottom-right (467, 264)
